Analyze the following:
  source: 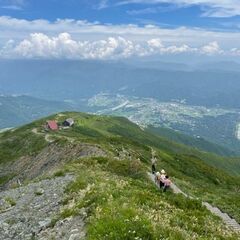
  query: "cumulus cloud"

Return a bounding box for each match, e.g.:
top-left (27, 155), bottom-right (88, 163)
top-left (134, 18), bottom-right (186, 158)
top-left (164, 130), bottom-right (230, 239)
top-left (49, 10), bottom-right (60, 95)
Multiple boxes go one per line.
top-left (0, 32), bottom-right (227, 59)
top-left (0, 16), bottom-right (240, 59)
top-left (200, 41), bottom-right (222, 55)
top-left (1, 33), bottom-right (139, 59)
top-left (1, 16), bottom-right (240, 47)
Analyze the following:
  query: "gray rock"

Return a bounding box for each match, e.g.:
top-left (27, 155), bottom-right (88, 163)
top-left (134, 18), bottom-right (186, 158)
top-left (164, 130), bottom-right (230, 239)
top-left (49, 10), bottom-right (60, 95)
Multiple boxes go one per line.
top-left (70, 229), bottom-right (79, 234)
top-left (0, 175), bottom-right (81, 240)
top-left (69, 233), bottom-right (81, 240)
top-left (38, 218), bottom-right (51, 229)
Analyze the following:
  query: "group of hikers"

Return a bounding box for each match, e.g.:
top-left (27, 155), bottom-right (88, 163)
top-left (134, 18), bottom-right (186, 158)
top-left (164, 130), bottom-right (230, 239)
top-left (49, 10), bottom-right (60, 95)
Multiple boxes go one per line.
top-left (151, 157), bottom-right (172, 192)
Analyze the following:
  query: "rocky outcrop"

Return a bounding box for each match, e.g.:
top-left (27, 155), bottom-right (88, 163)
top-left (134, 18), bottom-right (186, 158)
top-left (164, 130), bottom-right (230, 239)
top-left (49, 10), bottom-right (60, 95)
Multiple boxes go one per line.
top-left (0, 142), bottom-right (106, 190)
top-left (0, 175), bottom-right (85, 240)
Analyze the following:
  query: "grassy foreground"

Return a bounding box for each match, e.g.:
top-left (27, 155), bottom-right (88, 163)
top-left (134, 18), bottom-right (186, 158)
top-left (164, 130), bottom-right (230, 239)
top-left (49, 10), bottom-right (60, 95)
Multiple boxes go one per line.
top-left (54, 156), bottom-right (238, 240)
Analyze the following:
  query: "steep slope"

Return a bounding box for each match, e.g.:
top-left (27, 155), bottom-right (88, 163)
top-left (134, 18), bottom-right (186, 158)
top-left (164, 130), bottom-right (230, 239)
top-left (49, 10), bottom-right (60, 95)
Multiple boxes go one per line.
top-left (147, 126), bottom-right (237, 157)
top-left (0, 112), bottom-right (239, 239)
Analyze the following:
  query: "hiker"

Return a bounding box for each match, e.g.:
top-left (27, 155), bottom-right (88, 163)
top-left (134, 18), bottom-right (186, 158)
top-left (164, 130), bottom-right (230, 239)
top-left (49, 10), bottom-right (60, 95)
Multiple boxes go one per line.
top-left (159, 169), bottom-right (166, 188)
top-left (155, 171), bottom-right (161, 184)
top-left (151, 157), bottom-right (156, 174)
top-left (163, 175), bottom-right (172, 192)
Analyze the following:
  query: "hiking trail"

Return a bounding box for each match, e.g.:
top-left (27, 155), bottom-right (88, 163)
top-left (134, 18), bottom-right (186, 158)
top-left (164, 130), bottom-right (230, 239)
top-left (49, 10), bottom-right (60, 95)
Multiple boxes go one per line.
top-left (32, 128), bottom-right (53, 143)
top-left (148, 173), bottom-right (240, 233)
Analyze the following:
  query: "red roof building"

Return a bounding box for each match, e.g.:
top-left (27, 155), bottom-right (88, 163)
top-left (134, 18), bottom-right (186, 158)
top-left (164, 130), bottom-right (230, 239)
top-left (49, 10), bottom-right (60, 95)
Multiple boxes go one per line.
top-left (46, 120), bottom-right (58, 130)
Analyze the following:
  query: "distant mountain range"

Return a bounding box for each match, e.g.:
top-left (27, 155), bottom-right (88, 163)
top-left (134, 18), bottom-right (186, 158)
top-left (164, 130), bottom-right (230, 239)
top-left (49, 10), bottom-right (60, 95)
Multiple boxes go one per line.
top-left (0, 95), bottom-right (73, 129)
top-left (1, 59), bottom-right (240, 108)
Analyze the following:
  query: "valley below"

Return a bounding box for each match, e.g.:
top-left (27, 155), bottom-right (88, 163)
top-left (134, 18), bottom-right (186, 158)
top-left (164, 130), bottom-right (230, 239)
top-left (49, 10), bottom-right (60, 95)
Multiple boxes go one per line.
top-left (1, 93), bottom-right (240, 156)
top-left (87, 93), bottom-right (240, 155)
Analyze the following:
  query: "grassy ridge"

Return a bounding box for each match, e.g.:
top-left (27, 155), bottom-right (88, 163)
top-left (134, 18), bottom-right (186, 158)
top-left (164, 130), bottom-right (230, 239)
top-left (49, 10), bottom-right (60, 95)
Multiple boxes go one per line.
top-left (0, 111), bottom-right (240, 236)
top-left (0, 124), bottom-right (47, 165)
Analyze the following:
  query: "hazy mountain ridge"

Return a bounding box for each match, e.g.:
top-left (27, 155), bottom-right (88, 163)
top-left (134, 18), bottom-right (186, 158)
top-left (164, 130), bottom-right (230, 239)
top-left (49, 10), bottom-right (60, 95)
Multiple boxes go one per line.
top-left (1, 60), bottom-right (240, 108)
top-left (0, 95), bottom-right (74, 129)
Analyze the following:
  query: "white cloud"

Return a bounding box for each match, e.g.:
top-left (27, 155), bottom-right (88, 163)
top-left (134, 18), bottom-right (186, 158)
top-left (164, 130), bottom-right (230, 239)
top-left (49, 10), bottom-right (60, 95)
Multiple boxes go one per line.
top-left (1, 5), bottom-right (22, 10)
top-left (0, 16), bottom-right (240, 59)
top-left (200, 41), bottom-right (222, 55)
top-left (0, 32), bottom-right (226, 59)
top-left (230, 48), bottom-right (240, 56)
top-left (2, 33), bottom-right (139, 59)
top-left (0, 0), bottom-right (25, 5)
top-left (97, 0), bottom-right (109, 9)
top-left (0, 0), bottom-right (25, 10)
top-left (1, 16), bottom-right (240, 47)
top-left (118, 0), bottom-right (240, 17)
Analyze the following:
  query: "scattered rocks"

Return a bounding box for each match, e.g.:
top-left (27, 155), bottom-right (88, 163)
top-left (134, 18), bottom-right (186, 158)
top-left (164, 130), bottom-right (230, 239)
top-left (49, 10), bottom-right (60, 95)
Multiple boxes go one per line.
top-left (38, 218), bottom-right (51, 229)
top-left (0, 174), bottom-right (85, 240)
top-left (38, 216), bottom-right (85, 240)
top-left (69, 233), bottom-right (81, 240)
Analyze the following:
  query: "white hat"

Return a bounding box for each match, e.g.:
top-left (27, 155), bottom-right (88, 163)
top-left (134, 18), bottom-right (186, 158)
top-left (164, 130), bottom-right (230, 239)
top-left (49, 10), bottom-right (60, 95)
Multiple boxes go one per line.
top-left (161, 169), bottom-right (166, 174)
top-left (156, 172), bottom-right (160, 176)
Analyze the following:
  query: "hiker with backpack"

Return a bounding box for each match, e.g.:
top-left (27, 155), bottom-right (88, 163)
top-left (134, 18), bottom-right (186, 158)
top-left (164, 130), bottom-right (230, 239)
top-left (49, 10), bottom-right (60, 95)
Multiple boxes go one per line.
top-left (155, 171), bottom-right (161, 184)
top-left (163, 175), bottom-right (172, 192)
top-left (159, 169), bottom-right (166, 189)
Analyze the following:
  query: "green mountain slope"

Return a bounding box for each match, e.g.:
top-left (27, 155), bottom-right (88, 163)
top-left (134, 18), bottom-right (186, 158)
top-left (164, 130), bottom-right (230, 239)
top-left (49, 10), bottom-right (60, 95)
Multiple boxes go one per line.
top-left (0, 112), bottom-right (239, 239)
top-left (147, 126), bottom-right (237, 157)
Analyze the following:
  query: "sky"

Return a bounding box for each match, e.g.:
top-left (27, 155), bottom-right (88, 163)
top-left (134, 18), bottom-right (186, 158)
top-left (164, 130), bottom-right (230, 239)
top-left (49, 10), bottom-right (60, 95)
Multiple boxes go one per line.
top-left (0, 0), bottom-right (240, 60)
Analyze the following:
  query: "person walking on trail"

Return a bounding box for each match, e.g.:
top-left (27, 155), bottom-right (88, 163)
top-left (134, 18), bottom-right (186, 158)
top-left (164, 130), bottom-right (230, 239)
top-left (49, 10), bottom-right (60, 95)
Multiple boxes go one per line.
top-left (163, 175), bottom-right (172, 192)
top-left (159, 169), bottom-right (166, 189)
top-left (155, 171), bottom-right (161, 184)
top-left (151, 157), bottom-right (156, 174)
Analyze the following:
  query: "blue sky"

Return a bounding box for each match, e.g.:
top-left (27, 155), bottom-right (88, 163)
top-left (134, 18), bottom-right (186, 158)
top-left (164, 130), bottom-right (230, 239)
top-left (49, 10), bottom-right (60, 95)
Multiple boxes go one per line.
top-left (0, 0), bottom-right (240, 60)
top-left (1, 0), bottom-right (240, 30)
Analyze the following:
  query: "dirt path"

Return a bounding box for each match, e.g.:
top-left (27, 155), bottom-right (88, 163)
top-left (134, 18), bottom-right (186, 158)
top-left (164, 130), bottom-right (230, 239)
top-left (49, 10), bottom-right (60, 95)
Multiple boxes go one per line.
top-left (44, 134), bottom-right (54, 143)
top-left (32, 128), bottom-right (39, 135)
top-left (32, 128), bottom-right (54, 143)
top-left (148, 173), bottom-right (240, 232)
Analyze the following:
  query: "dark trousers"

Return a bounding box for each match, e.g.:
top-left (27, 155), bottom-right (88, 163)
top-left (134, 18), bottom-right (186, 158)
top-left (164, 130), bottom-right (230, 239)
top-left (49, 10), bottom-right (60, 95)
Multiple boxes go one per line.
top-left (152, 164), bottom-right (156, 174)
top-left (160, 181), bottom-right (164, 188)
top-left (163, 186), bottom-right (170, 192)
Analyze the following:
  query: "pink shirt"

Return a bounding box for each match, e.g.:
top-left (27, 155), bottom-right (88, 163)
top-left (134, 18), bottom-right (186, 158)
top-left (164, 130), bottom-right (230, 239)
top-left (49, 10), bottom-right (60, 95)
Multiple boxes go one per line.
top-left (164, 179), bottom-right (171, 187)
top-left (160, 174), bottom-right (166, 181)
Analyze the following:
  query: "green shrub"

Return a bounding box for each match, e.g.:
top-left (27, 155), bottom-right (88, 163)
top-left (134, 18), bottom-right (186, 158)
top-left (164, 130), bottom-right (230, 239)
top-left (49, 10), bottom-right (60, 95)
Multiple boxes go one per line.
top-left (54, 170), bottom-right (65, 177)
top-left (5, 197), bottom-right (16, 206)
top-left (107, 159), bottom-right (146, 180)
top-left (65, 175), bottom-right (88, 193)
